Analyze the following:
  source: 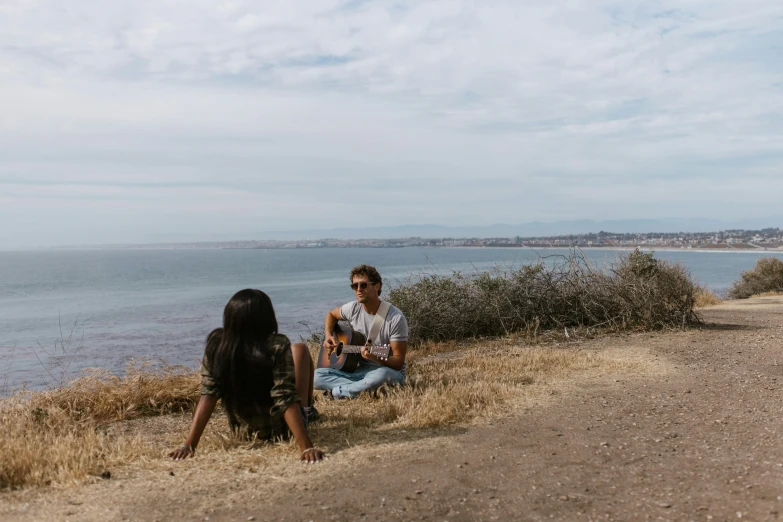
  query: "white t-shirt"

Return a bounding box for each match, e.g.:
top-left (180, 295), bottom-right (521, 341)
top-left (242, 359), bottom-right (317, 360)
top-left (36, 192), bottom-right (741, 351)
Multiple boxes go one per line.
top-left (340, 300), bottom-right (408, 372)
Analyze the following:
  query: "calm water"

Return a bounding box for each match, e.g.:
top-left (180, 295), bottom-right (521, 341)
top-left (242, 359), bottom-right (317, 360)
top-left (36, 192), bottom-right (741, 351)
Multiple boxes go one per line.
top-left (1, 247), bottom-right (781, 393)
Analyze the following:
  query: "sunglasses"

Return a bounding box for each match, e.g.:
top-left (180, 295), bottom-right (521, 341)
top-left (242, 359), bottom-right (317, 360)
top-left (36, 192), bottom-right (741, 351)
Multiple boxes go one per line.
top-left (350, 282), bottom-right (375, 291)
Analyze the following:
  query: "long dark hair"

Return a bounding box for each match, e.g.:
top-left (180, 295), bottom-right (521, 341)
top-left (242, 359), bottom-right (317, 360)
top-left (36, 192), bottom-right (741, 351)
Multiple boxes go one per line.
top-left (205, 289), bottom-right (279, 427)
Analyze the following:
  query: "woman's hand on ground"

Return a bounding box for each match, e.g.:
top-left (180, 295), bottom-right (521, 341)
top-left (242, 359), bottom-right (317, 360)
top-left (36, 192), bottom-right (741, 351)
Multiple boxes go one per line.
top-left (300, 447), bottom-right (326, 463)
top-left (168, 444), bottom-right (194, 460)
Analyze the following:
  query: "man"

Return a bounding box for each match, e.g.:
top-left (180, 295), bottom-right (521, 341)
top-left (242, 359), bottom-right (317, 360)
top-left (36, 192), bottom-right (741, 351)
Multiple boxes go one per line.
top-left (314, 264), bottom-right (408, 399)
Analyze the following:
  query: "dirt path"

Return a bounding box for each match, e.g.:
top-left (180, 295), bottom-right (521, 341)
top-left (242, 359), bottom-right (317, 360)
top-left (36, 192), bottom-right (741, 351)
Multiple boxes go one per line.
top-left (3, 297), bottom-right (783, 521)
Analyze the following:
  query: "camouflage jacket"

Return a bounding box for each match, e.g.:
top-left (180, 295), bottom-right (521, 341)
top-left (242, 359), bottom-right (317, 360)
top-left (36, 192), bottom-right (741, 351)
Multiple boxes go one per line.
top-left (200, 333), bottom-right (300, 440)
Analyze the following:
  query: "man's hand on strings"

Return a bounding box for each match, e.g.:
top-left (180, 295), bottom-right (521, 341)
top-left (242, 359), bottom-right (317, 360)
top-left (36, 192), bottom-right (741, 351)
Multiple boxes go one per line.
top-left (324, 335), bottom-right (338, 354)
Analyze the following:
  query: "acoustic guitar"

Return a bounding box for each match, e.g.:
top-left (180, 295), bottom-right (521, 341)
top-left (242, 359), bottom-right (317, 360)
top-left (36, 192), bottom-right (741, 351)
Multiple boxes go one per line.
top-left (316, 322), bottom-right (392, 373)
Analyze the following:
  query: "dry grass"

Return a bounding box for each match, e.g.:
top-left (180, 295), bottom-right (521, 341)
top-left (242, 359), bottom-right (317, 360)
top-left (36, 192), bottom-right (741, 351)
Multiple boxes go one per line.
top-left (0, 396), bottom-right (151, 490)
top-left (26, 362), bottom-right (201, 423)
top-left (0, 337), bottom-right (650, 492)
top-left (306, 342), bottom-right (561, 431)
top-left (751, 291), bottom-right (783, 298)
top-left (0, 363), bottom-right (201, 490)
top-left (694, 286), bottom-right (723, 307)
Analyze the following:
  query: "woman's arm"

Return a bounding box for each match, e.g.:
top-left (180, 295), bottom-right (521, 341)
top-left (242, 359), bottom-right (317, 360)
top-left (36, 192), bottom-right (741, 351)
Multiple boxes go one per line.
top-left (269, 338), bottom-right (325, 463)
top-left (169, 395), bottom-right (218, 460)
top-left (283, 404), bottom-right (325, 463)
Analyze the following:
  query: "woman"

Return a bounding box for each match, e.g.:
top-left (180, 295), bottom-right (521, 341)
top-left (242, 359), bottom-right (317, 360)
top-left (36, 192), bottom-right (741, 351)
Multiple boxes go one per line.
top-left (169, 289), bottom-right (325, 463)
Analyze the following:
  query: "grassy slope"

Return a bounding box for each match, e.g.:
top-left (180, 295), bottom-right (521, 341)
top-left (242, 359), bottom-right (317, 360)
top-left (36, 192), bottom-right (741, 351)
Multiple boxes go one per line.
top-left (0, 334), bottom-right (653, 491)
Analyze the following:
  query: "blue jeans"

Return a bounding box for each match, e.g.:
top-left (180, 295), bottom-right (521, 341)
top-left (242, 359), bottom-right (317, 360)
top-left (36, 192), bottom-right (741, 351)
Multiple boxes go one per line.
top-left (314, 364), bottom-right (405, 399)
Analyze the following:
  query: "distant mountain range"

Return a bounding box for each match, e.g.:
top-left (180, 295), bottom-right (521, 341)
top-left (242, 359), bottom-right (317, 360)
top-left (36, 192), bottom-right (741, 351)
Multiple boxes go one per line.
top-left (254, 217), bottom-right (783, 241)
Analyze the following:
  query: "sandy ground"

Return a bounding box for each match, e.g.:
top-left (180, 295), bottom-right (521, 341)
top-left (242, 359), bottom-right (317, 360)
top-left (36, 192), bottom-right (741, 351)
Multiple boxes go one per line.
top-left (2, 296), bottom-right (782, 521)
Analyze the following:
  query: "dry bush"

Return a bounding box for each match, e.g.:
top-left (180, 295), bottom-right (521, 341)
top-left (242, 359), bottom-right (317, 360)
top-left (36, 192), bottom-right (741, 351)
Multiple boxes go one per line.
top-left (389, 249), bottom-right (701, 344)
top-left (694, 286), bottom-right (722, 307)
top-left (729, 257), bottom-right (783, 299)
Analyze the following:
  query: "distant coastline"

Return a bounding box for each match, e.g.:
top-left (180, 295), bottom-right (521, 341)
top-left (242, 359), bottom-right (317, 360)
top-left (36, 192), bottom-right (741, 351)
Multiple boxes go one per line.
top-left (21, 244), bottom-right (783, 255)
top-left (454, 245), bottom-right (783, 254)
top-left (9, 226), bottom-right (782, 253)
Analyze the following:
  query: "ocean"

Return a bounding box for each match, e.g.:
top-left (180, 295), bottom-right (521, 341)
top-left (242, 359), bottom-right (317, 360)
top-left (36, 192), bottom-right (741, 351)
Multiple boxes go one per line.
top-left (1, 247), bottom-right (781, 393)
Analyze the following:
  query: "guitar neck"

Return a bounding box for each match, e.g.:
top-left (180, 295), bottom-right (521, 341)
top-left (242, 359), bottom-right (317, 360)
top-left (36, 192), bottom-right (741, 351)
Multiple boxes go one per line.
top-left (339, 344), bottom-right (390, 357)
top-left (340, 345), bottom-right (371, 354)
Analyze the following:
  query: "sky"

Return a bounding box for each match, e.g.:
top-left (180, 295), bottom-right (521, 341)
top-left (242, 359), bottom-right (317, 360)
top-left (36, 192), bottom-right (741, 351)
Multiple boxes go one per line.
top-left (1, 0), bottom-right (782, 248)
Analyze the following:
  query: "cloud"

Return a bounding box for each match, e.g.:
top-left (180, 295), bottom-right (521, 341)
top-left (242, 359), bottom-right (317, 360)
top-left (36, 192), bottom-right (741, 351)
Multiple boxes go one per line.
top-left (0, 1), bottom-right (782, 247)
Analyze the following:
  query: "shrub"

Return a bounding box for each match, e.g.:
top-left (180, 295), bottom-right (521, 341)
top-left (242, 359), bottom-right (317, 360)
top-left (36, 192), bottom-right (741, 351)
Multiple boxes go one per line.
top-left (388, 249), bottom-right (700, 345)
top-left (728, 257), bottom-right (783, 299)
